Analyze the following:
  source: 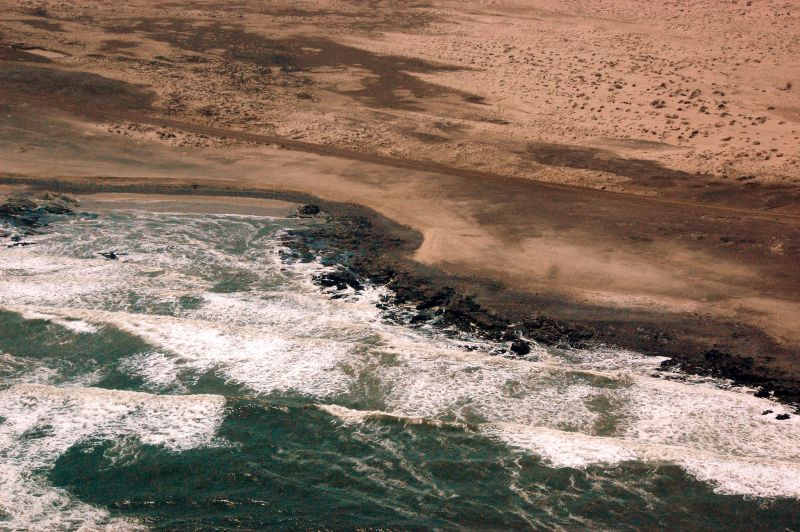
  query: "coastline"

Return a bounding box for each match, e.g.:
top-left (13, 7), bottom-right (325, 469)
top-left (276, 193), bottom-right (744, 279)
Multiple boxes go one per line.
top-left (3, 178), bottom-right (798, 406)
top-left (2, 1), bottom-right (800, 524)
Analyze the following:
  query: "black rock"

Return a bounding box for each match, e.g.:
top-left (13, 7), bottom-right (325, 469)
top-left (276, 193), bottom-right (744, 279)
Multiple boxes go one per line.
top-left (510, 340), bottom-right (531, 356)
top-left (754, 388), bottom-right (771, 398)
top-left (410, 311), bottom-right (432, 324)
top-left (367, 268), bottom-right (395, 285)
top-left (762, 410), bottom-right (773, 415)
top-left (315, 269), bottom-right (362, 291)
top-left (416, 287), bottom-right (454, 310)
top-left (470, 311), bottom-right (498, 330)
top-left (776, 413), bottom-right (791, 420)
top-left (501, 329), bottom-right (517, 341)
top-left (0, 194), bottom-right (76, 231)
top-left (42, 203), bottom-right (73, 215)
top-left (703, 348), bottom-right (728, 361)
top-left (0, 196), bottom-right (36, 216)
top-left (298, 204), bottom-right (321, 216)
top-left (99, 251), bottom-right (118, 260)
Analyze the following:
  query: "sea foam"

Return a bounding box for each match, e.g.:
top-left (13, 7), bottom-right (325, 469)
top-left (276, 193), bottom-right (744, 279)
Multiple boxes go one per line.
top-left (0, 384), bottom-right (226, 530)
top-left (2, 210), bottom-right (799, 501)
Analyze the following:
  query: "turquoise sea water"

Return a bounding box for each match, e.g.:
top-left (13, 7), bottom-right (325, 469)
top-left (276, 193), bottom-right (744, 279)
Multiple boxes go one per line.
top-left (1, 209), bottom-right (799, 530)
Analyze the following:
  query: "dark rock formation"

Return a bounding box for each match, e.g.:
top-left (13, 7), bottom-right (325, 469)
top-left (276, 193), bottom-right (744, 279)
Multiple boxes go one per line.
top-left (315, 269), bottom-right (363, 292)
top-left (0, 192), bottom-right (76, 235)
top-left (510, 340), bottom-right (531, 356)
top-left (297, 204), bottom-right (321, 216)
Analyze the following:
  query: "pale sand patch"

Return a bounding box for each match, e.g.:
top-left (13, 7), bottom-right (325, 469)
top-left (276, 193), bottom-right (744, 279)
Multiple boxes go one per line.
top-left (79, 193), bottom-right (299, 217)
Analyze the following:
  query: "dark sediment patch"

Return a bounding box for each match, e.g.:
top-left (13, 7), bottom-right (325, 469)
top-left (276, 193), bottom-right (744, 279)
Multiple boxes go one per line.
top-left (103, 18), bottom-right (471, 109)
top-left (0, 64), bottom-right (155, 110)
top-left (3, 175), bottom-right (799, 407)
top-left (432, 121), bottom-right (470, 133)
top-left (464, 95), bottom-right (488, 105)
top-left (19, 18), bottom-right (66, 32)
top-left (694, 182), bottom-right (800, 213)
top-left (526, 142), bottom-right (696, 188)
top-left (406, 131), bottom-right (450, 143)
top-left (99, 39), bottom-right (139, 53)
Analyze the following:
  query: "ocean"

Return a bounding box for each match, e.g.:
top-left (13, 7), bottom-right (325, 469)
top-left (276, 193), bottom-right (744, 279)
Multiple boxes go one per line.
top-left (1, 206), bottom-right (799, 529)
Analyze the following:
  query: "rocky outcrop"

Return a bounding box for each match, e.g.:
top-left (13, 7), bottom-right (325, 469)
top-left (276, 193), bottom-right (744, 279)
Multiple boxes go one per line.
top-left (280, 208), bottom-right (600, 358)
top-left (297, 204), bottom-right (321, 216)
top-left (0, 192), bottom-right (76, 235)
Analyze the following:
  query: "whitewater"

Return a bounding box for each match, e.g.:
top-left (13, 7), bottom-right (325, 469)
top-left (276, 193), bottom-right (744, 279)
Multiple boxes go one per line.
top-left (1, 207), bottom-right (798, 529)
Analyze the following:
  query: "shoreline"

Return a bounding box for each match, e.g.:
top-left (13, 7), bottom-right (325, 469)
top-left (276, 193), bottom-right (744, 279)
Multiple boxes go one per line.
top-left (3, 177), bottom-right (798, 406)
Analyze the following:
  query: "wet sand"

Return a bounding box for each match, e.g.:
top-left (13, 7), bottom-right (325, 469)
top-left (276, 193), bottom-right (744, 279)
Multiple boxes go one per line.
top-left (79, 193), bottom-right (299, 217)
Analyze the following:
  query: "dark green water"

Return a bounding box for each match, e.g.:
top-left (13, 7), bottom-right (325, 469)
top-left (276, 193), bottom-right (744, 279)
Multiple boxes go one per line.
top-left (1, 209), bottom-right (799, 530)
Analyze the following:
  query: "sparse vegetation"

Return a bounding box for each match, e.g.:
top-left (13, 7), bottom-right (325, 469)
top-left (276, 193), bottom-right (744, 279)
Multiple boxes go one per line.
top-left (31, 4), bottom-right (49, 17)
top-left (197, 105), bottom-right (218, 117)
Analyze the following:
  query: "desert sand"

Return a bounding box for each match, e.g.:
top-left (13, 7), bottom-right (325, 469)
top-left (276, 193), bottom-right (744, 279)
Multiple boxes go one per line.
top-left (1, 0), bottom-right (799, 395)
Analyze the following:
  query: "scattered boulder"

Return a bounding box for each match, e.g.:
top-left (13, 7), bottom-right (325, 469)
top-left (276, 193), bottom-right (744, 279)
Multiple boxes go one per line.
top-left (99, 251), bottom-right (118, 260)
top-left (776, 413), bottom-right (791, 421)
top-left (762, 410), bottom-right (774, 415)
top-left (510, 340), bottom-right (531, 356)
top-left (754, 387), bottom-right (771, 398)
